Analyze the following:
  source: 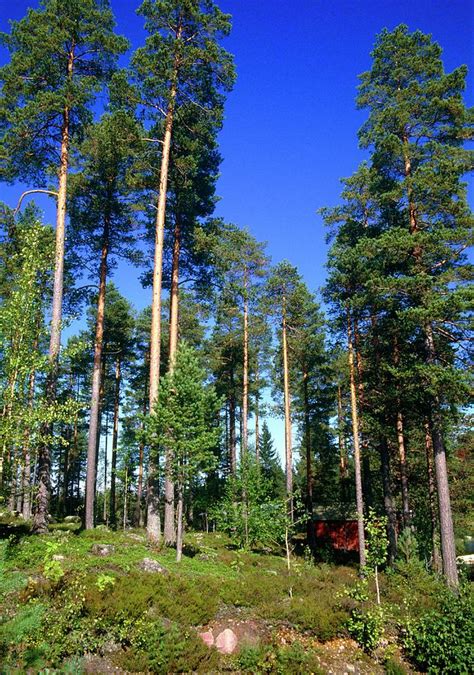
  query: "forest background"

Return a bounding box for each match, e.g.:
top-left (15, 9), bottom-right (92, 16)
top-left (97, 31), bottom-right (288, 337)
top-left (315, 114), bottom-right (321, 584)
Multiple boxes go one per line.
top-left (1, 0), bottom-right (471, 463)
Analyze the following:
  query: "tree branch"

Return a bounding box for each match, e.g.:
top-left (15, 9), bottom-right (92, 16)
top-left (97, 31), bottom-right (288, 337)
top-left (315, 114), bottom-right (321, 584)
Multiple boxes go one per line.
top-left (14, 189), bottom-right (58, 216)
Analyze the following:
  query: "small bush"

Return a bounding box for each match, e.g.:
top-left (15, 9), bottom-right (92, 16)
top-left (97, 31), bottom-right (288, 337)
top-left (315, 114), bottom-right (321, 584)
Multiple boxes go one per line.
top-left (236, 643), bottom-right (325, 674)
top-left (347, 606), bottom-right (384, 652)
top-left (84, 571), bottom-right (219, 626)
top-left (113, 619), bottom-right (220, 673)
top-left (403, 588), bottom-right (474, 674)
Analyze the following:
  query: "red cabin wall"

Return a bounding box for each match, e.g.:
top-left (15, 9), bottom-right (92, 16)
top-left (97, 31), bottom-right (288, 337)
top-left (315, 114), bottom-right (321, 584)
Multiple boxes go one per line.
top-left (313, 520), bottom-right (359, 552)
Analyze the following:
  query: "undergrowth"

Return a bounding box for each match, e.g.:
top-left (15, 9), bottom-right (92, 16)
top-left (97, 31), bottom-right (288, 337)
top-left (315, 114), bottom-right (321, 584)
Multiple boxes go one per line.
top-left (0, 525), bottom-right (470, 673)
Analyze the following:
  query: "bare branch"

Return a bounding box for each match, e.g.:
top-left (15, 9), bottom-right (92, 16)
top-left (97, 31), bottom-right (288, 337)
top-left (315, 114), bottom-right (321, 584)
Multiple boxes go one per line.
top-left (14, 189), bottom-right (58, 216)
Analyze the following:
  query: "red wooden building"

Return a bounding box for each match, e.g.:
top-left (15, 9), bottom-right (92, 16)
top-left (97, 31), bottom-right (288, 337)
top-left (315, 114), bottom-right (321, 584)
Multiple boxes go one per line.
top-left (310, 507), bottom-right (360, 552)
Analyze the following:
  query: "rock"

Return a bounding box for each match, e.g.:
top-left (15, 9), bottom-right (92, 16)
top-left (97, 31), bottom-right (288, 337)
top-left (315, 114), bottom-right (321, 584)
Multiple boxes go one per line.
top-left (345, 665), bottom-right (356, 672)
top-left (126, 533), bottom-right (144, 541)
top-left (52, 554), bottom-right (65, 561)
top-left (198, 553), bottom-right (210, 561)
top-left (215, 628), bottom-right (238, 655)
top-left (64, 515), bottom-right (81, 523)
top-left (199, 630), bottom-right (215, 647)
top-left (138, 557), bottom-right (168, 574)
top-left (90, 544), bottom-right (115, 557)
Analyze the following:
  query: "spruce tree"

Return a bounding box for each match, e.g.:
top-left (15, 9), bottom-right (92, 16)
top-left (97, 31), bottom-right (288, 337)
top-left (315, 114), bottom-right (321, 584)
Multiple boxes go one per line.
top-left (145, 342), bottom-right (220, 561)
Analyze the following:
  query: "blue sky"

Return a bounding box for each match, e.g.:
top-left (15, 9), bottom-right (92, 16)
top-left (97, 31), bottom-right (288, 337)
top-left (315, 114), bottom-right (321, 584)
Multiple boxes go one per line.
top-left (0, 0), bottom-right (472, 300)
top-left (0, 1), bottom-right (472, 459)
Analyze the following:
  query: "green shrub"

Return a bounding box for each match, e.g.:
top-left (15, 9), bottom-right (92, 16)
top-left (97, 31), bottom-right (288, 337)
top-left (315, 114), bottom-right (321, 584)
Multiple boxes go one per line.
top-left (236, 643), bottom-right (325, 674)
top-left (347, 606), bottom-right (384, 652)
top-left (403, 588), bottom-right (474, 674)
top-left (84, 571), bottom-right (219, 626)
top-left (113, 619), bottom-right (220, 673)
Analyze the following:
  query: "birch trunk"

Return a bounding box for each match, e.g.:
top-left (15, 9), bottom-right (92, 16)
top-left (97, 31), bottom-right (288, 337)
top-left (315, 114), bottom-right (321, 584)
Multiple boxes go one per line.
top-left (22, 361), bottom-right (36, 520)
top-left (110, 356), bottom-right (121, 529)
top-left (229, 367), bottom-right (237, 475)
top-left (254, 361), bottom-right (260, 463)
top-left (176, 480), bottom-right (184, 563)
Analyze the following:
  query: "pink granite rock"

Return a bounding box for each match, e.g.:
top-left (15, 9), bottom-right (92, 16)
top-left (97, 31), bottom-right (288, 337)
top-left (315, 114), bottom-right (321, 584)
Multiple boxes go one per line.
top-left (199, 630), bottom-right (214, 648)
top-left (215, 628), bottom-right (238, 655)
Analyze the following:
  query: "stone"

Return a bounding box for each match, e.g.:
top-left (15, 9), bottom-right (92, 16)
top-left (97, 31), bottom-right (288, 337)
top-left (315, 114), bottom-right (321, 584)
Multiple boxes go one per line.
top-left (199, 630), bottom-right (214, 647)
top-left (198, 553), bottom-right (210, 561)
top-left (52, 554), bottom-right (65, 561)
top-left (64, 515), bottom-right (81, 523)
top-left (138, 557), bottom-right (168, 574)
top-left (215, 628), bottom-right (238, 655)
top-left (90, 544), bottom-right (115, 557)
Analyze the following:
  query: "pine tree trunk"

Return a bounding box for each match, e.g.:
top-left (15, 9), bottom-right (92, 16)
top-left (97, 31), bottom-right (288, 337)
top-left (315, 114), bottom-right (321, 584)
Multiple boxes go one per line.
top-left (403, 138), bottom-right (456, 586)
top-left (282, 295), bottom-right (293, 519)
top-left (32, 51), bottom-right (72, 532)
top-left (303, 369), bottom-right (313, 514)
top-left (347, 312), bottom-right (366, 568)
top-left (393, 336), bottom-right (410, 527)
top-left (353, 319), bottom-right (372, 511)
top-left (242, 277), bottom-right (249, 456)
top-left (135, 356), bottom-right (149, 527)
top-left (57, 425), bottom-right (70, 519)
top-left (379, 438), bottom-right (398, 563)
top-left (110, 356), bottom-right (121, 529)
top-left (168, 220), bottom-right (180, 368)
top-left (147, 29), bottom-right (181, 543)
top-left (424, 324), bottom-right (458, 587)
top-left (85, 218), bottom-right (109, 530)
top-left (424, 421), bottom-right (442, 573)
top-left (337, 384), bottom-right (348, 500)
top-left (163, 220), bottom-right (181, 544)
top-left (396, 409), bottom-right (411, 527)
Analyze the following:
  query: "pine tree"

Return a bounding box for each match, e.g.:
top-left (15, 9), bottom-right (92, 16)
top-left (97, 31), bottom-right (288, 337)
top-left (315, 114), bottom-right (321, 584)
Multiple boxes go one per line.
top-left (126, 0), bottom-right (234, 543)
top-left (0, 0), bottom-right (127, 532)
top-left (69, 110), bottom-right (142, 529)
top-left (357, 24), bottom-right (473, 587)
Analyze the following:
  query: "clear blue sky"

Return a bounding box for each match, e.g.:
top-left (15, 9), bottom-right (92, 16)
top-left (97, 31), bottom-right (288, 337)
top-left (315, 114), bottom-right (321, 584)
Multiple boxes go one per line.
top-left (0, 1), bottom-right (472, 458)
top-left (0, 0), bottom-right (472, 301)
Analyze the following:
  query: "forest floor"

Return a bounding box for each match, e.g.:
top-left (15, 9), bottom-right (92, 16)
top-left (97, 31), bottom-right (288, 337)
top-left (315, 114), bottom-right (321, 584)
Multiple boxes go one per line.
top-left (0, 519), bottom-right (452, 673)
